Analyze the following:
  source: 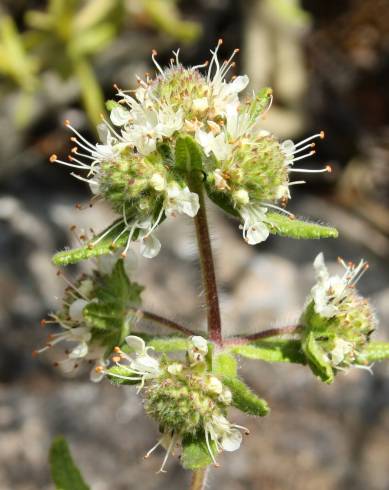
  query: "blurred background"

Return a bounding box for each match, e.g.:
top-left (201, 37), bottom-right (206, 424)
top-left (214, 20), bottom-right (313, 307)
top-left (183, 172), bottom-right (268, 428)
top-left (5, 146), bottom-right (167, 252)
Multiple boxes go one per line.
top-left (0, 0), bottom-right (388, 489)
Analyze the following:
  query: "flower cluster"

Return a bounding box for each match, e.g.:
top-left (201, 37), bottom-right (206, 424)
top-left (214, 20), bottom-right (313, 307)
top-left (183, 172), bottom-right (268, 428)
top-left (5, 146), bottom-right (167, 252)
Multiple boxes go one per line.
top-left (105, 335), bottom-right (248, 472)
top-left (301, 253), bottom-right (376, 379)
top-left (34, 258), bottom-right (143, 381)
top-left (50, 40), bottom-right (331, 259)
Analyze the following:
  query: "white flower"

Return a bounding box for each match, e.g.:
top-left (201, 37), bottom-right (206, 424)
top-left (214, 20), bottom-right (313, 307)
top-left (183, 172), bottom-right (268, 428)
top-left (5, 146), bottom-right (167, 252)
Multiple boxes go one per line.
top-left (213, 169), bottom-right (229, 190)
top-left (150, 173), bottom-right (166, 192)
top-left (195, 129), bottom-right (231, 161)
top-left (232, 189), bottom-right (249, 206)
top-left (139, 232), bottom-right (161, 259)
top-left (239, 205), bottom-right (270, 245)
top-left (188, 335), bottom-right (208, 364)
top-left (204, 413), bottom-right (249, 465)
top-left (192, 97), bottom-right (209, 113)
top-left (110, 105), bottom-right (131, 126)
top-left (68, 298), bottom-right (88, 322)
top-left (165, 184), bottom-right (199, 218)
top-left (330, 339), bottom-right (354, 366)
top-left (206, 376), bottom-right (223, 395)
top-left (310, 253), bottom-right (368, 318)
top-left (109, 336), bottom-right (160, 391)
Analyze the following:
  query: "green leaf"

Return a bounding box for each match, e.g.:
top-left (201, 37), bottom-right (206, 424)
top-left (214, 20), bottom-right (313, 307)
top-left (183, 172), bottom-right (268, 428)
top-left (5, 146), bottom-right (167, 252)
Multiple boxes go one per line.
top-left (229, 338), bottom-right (305, 364)
top-left (222, 376), bottom-right (269, 417)
top-left (175, 135), bottom-right (203, 174)
top-left (181, 434), bottom-right (215, 470)
top-left (302, 332), bottom-right (334, 384)
top-left (147, 336), bottom-right (188, 352)
top-left (52, 220), bottom-right (130, 266)
top-left (49, 437), bottom-right (90, 490)
top-left (83, 260), bottom-right (143, 352)
top-left (106, 365), bottom-right (140, 386)
top-left (266, 212), bottom-right (339, 240)
top-left (356, 342), bottom-right (389, 364)
top-left (213, 352), bottom-right (237, 378)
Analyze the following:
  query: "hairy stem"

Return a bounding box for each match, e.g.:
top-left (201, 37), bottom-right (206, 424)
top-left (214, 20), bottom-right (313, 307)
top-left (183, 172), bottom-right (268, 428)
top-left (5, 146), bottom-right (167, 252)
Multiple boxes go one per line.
top-left (190, 175), bottom-right (222, 345)
top-left (137, 309), bottom-right (196, 337)
top-left (190, 468), bottom-right (208, 490)
top-left (224, 325), bottom-right (303, 345)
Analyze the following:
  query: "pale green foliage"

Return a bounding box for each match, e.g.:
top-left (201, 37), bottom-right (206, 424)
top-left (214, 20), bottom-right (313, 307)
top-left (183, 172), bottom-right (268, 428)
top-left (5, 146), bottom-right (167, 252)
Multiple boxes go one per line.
top-left (50, 437), bottom-right (90, 490)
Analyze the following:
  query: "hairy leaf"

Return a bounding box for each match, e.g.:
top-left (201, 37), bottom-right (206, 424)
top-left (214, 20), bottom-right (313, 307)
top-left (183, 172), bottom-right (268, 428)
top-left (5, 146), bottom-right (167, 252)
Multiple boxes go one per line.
top-left (266, 213), bottom-right (338, 240)
top-left (181, 434), bottom-right (215, 470)
top-left (356, 342), bottom-right (389, 364)
top-left (223, 376), bottom-right (269, 416)
top-left (52, 220), bottom-right (129, 266)
top-left (49, 437), bottom-right (90, 490)
top-left (147, 336), bottom-right (188, 352)
top-left (175, 135), bottom-right (203, 174)
top-left (213, 352), bottom-right (237, 377)
top-left (229, 338), bottom-right (305, 364)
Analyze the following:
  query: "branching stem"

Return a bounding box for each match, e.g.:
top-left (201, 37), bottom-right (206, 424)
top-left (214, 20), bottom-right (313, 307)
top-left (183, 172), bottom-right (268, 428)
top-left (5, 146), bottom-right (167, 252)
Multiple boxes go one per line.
top-left (224, 325), bottom-right (303, 346)
top-left (137, 309), bottom-right (196, 337)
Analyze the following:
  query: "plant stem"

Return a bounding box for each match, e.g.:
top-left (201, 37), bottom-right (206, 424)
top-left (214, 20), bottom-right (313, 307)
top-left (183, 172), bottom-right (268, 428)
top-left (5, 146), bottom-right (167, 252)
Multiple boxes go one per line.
top-left (190, 176), bottom-right (222, 345)
top-left (190, 468), bottom-right (208, 490)
top-left (224, 325), bottom-right (303, 346)
top-left (137, 309), bottom-right (196, 337)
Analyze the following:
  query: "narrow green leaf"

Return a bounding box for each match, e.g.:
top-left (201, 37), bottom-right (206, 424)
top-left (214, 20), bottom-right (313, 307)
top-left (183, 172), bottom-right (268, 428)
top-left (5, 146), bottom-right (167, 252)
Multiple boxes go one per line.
top-left (229, 339), bottom-right (305, 364)
top-left (175, 135), bottom-right (203, 174)
top-left (181, 434), bottom-right (214, 470)
top-left (213, 352), bottom-right (237, 378)
top-left (266, 212), bottom-right (338, 240)
top-left (302, 332), bottom-right (334, 384)
top-left (52, 220), bottom-right (129, 266)
top-left (356, 342), bottom-right (389, 364)
top-left (49, 437), bottom-right (90, 490)
top-left (223, 376), bottom-right (269, 417)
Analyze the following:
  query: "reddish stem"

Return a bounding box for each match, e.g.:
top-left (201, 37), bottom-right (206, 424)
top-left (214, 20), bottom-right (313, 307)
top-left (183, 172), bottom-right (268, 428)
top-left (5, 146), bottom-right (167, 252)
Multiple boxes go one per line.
top-left (224, 325), bottom-right (303, 346)
top-left (139, 309), bottom-right (196, 337)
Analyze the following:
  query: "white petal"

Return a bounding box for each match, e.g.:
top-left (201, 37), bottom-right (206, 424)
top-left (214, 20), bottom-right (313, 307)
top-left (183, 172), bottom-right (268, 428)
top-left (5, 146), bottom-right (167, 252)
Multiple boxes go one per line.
top-left (229, 75), bottom-right (249, 93)
top-left (246, 222), bottom-right (269, 245)
top-left (69, 299), bottom-right (88, 321)
top-left (123, 248), bottom-right (138, 276)
top-left (133, 355), bottom-right (160, 374)
top-left (68, 341), bottom-right (89, 359)
top-left (221, 429), bottom-right (242, 452)
top-left (110, 106), bottom-right (130, 126)
top-left (125, 335), bottom-right (145, 353)
top-left (140, 234), bottom-right (161, 259)
top-left (190, 336), bottom-right (208, 353)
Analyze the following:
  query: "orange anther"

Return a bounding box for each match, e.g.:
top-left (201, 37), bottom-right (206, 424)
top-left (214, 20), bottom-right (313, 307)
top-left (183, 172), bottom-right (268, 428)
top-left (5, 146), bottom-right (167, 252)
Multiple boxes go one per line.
top-left (49, 154), bottom-right (57, 163)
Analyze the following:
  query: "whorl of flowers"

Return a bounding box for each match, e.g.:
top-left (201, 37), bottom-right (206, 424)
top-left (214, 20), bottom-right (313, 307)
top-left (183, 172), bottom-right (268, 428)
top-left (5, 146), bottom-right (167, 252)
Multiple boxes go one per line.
top-left (103, 335), bottom-right (249, 472)
top-left (50, 40), bottom-right (331, 257)
top-left (34, 258), bottom-right (143, 381)
top-left (301, 253), bottom-right (377, 380)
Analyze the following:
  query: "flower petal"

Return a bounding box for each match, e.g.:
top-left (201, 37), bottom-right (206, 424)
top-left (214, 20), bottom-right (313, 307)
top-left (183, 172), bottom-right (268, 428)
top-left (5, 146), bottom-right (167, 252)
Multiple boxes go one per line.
top-left (125, 335), bottom-right (145, 353)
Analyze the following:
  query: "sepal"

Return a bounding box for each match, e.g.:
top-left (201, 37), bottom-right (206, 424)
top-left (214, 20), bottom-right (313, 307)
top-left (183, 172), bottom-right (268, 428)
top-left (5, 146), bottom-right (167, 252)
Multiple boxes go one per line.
top-left (356, 342), bottom-right (389, 364)
top-left (106, 365), bottom-right (140, 386)
top-left (175, 135), bottom-right (203, 175)
top-left (301, 331), bottom-right (334, 384)
top-left (228, 338), bottom-right (305, 364)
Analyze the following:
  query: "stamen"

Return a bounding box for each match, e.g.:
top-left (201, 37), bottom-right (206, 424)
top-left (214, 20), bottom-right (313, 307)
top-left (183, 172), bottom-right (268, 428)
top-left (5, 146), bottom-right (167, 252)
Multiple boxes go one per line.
top-left (91, 219), bottom-right (124, 246)
top-left (292, 150), bottom-right (316, 163)
top-left (289, 166), bottom-right (330, 174)
top-left (157, 435), bottom-right (175, 474)
top-left (262, 202), bottom-right (295, 218)
top-left (144, 439), bottom-right (162, 459)
top-left (151, 49), bottom-right (165, 78)
top-left (295, 131), bottom-right (325, 148)
top-left (65, 121), bottom-right (96, 151)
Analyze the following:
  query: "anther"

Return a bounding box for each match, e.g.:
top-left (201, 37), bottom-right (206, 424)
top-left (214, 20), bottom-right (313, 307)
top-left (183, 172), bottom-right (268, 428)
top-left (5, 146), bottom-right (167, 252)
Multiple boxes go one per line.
top-left (326, 165), bottom-right (332, 173)
top-left (40, 319), bottom-right (47, 327)
top-left (49, 154), bottom-right (57, 163)
top-left (114, 346), bottom-right (121, 353)
top-left (95, 366), bottom-right (104, 373)
top-left (320, 131), bottom-right (325, 139)
top-left (64, 119), bottom-right (70, 126)
top-left (112, 356), bottom-right (121, 363)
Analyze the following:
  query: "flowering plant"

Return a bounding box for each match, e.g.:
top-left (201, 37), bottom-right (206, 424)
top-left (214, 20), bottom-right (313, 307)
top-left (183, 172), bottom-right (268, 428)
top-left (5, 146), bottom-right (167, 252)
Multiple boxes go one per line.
top-left (41, 42), bottom-right (389, 489)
